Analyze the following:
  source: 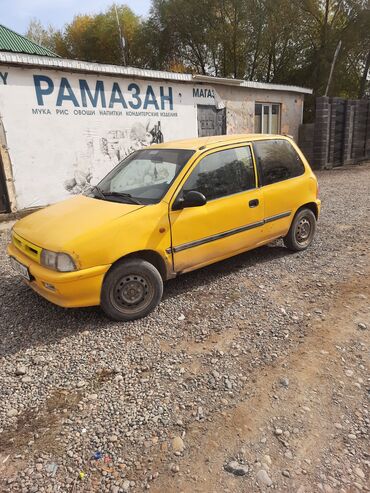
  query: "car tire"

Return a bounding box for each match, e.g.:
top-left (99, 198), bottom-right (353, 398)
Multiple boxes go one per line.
top-left (283, 208), bottom-right (316, 251)
top-left (101, 258), bottom-right (163, 321)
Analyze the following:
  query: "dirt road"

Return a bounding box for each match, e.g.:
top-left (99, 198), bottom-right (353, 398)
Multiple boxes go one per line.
top-left (0, 164), bottom-right (369, 492)
top-left (152, 271), bottom-right (370, 493)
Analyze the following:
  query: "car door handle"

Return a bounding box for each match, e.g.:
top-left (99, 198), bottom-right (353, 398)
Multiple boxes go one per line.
top-left (249, 199), bottom-right (259, 208)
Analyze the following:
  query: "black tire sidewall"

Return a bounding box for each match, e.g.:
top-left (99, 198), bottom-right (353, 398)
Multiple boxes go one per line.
top-left (285, 209), bottom-right (316, 251)
top-left (101, 259), bottom-right (163, 321)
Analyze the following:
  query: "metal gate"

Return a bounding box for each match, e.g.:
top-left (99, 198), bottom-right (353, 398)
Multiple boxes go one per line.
top-left (0, 153), bottom-right (10, 213)
top-left (197, 105), bottom-right (226, 137)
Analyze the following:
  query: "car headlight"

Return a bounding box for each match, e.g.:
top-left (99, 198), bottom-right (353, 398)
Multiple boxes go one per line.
top-left (40, 250), bottom-right (77, 272)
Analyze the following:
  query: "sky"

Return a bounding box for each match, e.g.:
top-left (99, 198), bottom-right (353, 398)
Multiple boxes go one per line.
top-left (1, 0), bottom-right (152, 34)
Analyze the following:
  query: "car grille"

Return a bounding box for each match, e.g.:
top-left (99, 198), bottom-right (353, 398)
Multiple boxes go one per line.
top-left (12, 232), bottom-right (42, 263)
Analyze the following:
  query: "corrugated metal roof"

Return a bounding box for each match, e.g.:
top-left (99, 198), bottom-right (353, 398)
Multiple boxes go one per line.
top-left (0, 51), bottom-right (312, 94)
top-left (0, 25), bottom-right (59, 57)
top-left (0, 52), bottom-right (191, 81)
top-left (193, 74), bottom-right (313, 94)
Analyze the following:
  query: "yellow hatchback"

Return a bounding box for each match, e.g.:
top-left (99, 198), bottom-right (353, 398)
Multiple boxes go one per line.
top-left (8, 134), bottom-right (320, 321)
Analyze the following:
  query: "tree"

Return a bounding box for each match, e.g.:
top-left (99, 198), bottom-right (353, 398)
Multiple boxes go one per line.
top-left (24, 0), bottom-right (370, 103)
top-left (26, 5), bottom-right (142, 65)
top-left (60, 5), bottom-right (141, 65)
top-left (292, 0), bottom-right (370, 97)
top-left (25, 18), bottom-right (59, 53)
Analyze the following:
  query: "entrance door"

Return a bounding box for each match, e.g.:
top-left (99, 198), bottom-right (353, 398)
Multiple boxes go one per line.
top-left (197, 105), bottom-right (226, 137)
top-left (0, 153), bottom-right (10, 213)
top-left (169, 143), bottom-right (264, 273)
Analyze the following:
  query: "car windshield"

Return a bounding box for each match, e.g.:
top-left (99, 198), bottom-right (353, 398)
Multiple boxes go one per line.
top-left (92, 148), bottom-right (194, 205)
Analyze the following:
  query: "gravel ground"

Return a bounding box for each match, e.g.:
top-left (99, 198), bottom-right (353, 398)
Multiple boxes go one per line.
top-left (0, 164), bottom-right (369, 493)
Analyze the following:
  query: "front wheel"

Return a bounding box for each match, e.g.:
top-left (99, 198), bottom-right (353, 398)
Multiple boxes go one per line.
top-left (101, 258), bottom-right (163, 321)
top-left (283, 208), bottom-right (316, 251)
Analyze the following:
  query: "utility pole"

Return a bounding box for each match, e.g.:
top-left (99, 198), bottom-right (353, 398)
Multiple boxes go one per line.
top-left (325, 40), bottom-right (342, 96)
top-left (114, 3), bottom-right (126, 66)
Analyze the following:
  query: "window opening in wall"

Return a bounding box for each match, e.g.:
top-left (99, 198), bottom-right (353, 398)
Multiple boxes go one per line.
top-left (255, 103), bottom-right (281, 134)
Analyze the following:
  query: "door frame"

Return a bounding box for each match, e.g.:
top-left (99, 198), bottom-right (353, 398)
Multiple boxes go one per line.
top-left (167, 141), bottom-right (263, 272)
top-left (0, 152), bottom-right (10, 213)
top-left (197, 104), bottom-right (226, 137)
top-left (168, 141), bottom-right (260, 208)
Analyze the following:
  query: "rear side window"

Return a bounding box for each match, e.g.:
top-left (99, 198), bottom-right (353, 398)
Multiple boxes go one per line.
top-left (253, 140), bottom-right (305, 186)
top-left (182, 146), bottom-right (256, 201)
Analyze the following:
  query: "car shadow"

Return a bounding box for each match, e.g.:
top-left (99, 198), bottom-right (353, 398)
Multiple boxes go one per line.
top-left (162, 243), bottom-right (290, 301)
top-left (0, 243), bottom-right (292, 358)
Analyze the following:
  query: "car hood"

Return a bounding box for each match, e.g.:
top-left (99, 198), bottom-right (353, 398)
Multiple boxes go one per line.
top-left (13, 195), bottom-right (144, 252)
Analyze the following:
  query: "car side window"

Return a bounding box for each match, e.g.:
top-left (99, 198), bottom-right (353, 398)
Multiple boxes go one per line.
top-left (182, 146), bottom-right (256, 201)
top-left (253, 140), bottom-right (305, 186)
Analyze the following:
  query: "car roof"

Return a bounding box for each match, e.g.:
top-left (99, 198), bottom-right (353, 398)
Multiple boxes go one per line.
top-left (148, 133), bottom-right (291, 151)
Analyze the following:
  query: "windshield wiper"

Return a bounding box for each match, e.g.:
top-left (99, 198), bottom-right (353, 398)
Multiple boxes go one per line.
top-left (91, 185), bottom-right (106, 199)
top-left (102, 192), bottom-right (143, 205)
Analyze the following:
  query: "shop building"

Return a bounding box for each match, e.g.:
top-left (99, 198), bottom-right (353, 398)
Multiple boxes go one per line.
top-left (0, 24), bottom-right (311, 212)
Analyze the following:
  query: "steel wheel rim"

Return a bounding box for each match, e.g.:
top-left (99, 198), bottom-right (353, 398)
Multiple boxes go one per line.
top-left (111, 274), bottom-right (154, 314)
top-left (295, 217), bottom-right (312, 245)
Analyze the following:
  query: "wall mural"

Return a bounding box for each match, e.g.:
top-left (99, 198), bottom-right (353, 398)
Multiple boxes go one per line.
top-left (64, 121), bottom-right (164, 195)
top-left (0, 66), bottom-right (221, 209)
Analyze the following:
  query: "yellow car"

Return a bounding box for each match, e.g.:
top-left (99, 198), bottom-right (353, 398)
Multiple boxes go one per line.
top-left (8, 134), bottom-right (320, 321)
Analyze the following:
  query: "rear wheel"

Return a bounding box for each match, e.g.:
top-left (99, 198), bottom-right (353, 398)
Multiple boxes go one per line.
top-left (283, 208), bottom-right (316, 251)
top-left (101, 259), bottom-right (163, 321)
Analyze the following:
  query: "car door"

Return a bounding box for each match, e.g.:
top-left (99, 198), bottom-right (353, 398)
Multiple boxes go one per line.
top-left (168, 143), bottom-right (264, 273)
top-left (253, 139), bottom-right (307, 241)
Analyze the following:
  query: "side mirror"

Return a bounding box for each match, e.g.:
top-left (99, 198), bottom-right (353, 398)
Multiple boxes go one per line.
top-left (173, 190), bottom-right (207, 210)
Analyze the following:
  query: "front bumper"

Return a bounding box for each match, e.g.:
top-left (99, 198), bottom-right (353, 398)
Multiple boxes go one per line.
top-left (8, 243), bottom-right (110, 308)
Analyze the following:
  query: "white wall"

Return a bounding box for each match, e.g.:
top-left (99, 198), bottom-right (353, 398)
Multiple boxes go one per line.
top-left (0, 64), bottom-right (304, 211)
top-left (0, 66), bottom-right (220, 210)
top-left (216, 85), bottom-right (305, 140)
